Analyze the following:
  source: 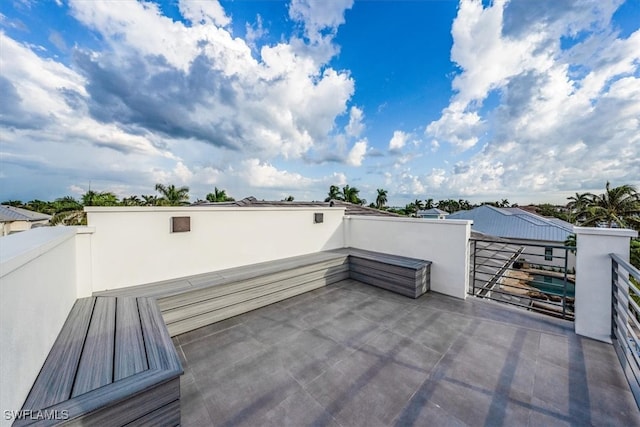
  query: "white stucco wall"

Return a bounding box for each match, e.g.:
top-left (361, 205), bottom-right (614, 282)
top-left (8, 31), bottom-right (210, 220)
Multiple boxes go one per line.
top-left (0, 227), bottom-right (81, 426)
top-left (574, 226), bottom-right (637, 343)
top-left (344, 216), bottom-right (472, 299)
top-left (86, 207), bottom-right (346, 292)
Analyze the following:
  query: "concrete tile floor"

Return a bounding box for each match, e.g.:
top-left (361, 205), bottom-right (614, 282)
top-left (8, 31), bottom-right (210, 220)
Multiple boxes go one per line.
top-left (172, 280), bottom-right (640, 426)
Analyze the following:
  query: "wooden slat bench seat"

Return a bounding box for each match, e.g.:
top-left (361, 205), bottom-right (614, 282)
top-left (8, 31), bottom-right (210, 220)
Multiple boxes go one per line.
top-left (343, 248), bottom-right (432, 299)
top-left (96, 251), bottom-right (351, 336)
top-left (16, 297), bottom-right (182, 426)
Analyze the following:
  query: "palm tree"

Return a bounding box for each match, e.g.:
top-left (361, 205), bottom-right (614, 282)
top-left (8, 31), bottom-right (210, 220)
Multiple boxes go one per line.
top-left (424, 198), bottom-right (434, 209)
top-left (48, 196), bottom-right (85, 225)
top-left (24, 199), bottom-right (53, 214)
top-left (206, 187), bottom-right (234, 202)
top-left (81, 190), bottom-right (118, 206)
top-left (341, 185), bottom-right (362, 204)
top-left (437, 199), bottom-right (460, 214)
top-left (375, 189), bottom-right (388, 209)
top-left (121, 195), bottom-right (142, 206)
top-left (566, 192), bottom-right (592, 223)
top-left (50, 210), bottom-right (86, 226)
top-left (325, 185), bottom-right (342, 202)
top-left (141, 195), bottom-right (159, 206)
top-left (581, 182), bottom-right (640, 229)
top-left (155, 184), bottom-right (190, 206)
top-left (564, 233), bottom-right (577, 254)
top-left (413, 199), bottom-right (424, 215)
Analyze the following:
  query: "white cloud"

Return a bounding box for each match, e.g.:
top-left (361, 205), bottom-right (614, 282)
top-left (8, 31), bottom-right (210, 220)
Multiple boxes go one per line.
top-left (426, 105), bottom-right (483, 151)
top-left (345, 106), bottom-right (364, 138)
top-left (288, 0), bottom-right (354, 44)
top-left (245, 14), bottom-right (267, 51)
top-left (178, 0), bottom-right (230, 27)
top-left (346, 139), bottom-right (367, 166)
top-left (425, 0), bottom-right (640, 197)
top-left (241, 159), bottom-right (314, 188)
top-left (389, 130), bottom-right (409, 152)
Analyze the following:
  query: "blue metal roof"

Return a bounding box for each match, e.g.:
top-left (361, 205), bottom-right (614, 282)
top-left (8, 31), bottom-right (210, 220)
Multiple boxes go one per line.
top-left (448, 205), bottom-right (573, 242)
top-left (0, 205), bottom-right (51, 222)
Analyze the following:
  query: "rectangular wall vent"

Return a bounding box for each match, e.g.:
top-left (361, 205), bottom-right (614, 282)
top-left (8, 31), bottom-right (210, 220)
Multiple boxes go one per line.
top-left (171, 216), bottom-right (191, 233)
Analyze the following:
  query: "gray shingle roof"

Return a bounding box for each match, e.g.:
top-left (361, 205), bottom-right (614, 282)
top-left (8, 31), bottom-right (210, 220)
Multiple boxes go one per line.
top-left (193, 197), bottom-right (401, 217)
top-left (448, 205), bottom-right (573, 242)
top-left (0, 205), bottom-right (52, 222)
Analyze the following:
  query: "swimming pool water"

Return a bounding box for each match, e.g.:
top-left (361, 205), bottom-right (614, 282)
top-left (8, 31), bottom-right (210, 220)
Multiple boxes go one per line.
top-left (528, 274), bottom-right (575, 298)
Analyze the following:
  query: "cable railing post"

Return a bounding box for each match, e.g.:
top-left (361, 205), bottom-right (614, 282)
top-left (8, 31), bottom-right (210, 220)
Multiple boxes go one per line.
top-left (472, 239), bottom-right (477, 296)
top-left (562, 247), bottom-right (568, 319)
top-left (611, 258), bottom-right (617, 340)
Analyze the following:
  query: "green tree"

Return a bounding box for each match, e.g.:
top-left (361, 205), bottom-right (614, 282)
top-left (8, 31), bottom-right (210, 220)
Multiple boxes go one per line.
top-left (341, 185), bottom-right (362, 204)
top-left (155, 184), bottom-right (190, 206)
top-left (581, 182), bottom-right (640, 229)
top-left (413, 199), bottom-right (424, 213)
top-left (566, 192), bottom-right (591, 223)
top-left (25, 199), bottom-right (54, 214)
top-left (564, 233), bottom-right (577, 254)
top-left (375, 189), bottom-right (388, 209)
top-left (141, 195), bottom-right (159, 206)
top-left (121, 195), bottom-right (142, 206)
top-left (282, 195), bottom-right (295, 202)
top-left (424, 198), bottom-right (434, 209)
top-left (206, 187), bottom-right (234, 202)
top-left (2, 200), bottom-right (23, 207)
top-left (535, 203), bottom-right (569, 221)
top-left (631, 239), bottom-right (640, 270)
top-left (458, 199), bottom-right (472, 210)
top-left (325, 185), bottom-right (342, 202)
top-left (82, 190), bottom-right (119, 206)
top-left (437, 199), bottom-right (460, 214)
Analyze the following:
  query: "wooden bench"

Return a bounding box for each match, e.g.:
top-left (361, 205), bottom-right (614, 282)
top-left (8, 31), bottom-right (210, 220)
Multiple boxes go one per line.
top-left (96, 251), bottom-right (351, 337)
top-left (20, 248), bottom-right (430, 425)
top-left (16, 297), bottom-right (182, 426)
top-left (345, 248), bottom-right (431, 299)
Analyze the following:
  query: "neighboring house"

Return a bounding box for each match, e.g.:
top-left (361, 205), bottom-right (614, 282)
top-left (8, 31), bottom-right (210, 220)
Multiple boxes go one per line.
top-left (0, 205), bottom-right (51, 236)
top-left (448, 205), bottom-right (575, 269)
top-left (193, 196), bottom-right (401, 217)
top-left (416, 208), bottom-right (449, 219)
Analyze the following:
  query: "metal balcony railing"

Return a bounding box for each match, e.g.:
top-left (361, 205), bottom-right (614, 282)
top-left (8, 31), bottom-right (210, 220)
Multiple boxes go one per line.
top-left (470, 238), bottom-right (575, 320)
top-left (611, 253), bottom-right (640, 407)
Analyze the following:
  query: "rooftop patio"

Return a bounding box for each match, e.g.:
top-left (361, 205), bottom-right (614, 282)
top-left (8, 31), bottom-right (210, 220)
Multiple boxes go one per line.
top-left (1, 207), bottom-right (638, 426)
top-left (175, 279), bottom-right (639, 427)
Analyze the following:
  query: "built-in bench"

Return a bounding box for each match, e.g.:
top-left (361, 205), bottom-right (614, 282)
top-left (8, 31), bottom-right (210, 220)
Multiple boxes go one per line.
top-left (19, 248), bottom-right (430, 425)
top-left (345, 248), bottom-right (431, 299)
top-left (96, 251), bottom-right (351, 337)
top-left (16, 297), bottom-right (181, 427)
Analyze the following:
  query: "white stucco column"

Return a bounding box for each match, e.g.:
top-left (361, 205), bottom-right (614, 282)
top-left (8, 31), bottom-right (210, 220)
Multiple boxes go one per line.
top-left (574, 226), bottom-right (638, 343)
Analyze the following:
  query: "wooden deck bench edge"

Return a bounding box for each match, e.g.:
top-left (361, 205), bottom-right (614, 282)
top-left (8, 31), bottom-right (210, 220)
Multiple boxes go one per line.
top-left (14, 369), bottom-right (181, 427)
top-left (16, 298), bottom-right (182, 427)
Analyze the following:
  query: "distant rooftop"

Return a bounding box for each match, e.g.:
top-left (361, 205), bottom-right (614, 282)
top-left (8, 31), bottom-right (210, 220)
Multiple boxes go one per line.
top-left (194, 196), bottom-right (401, 217)
top-left (417, 208), bottom-right (449, 216)
top-left (448, 205), bottom-right (573, 242)
top-left (0, 205), bottom-right (51, 223)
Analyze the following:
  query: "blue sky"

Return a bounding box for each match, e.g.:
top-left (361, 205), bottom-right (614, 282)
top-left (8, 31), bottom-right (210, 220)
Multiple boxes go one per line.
top-left (1, 0), bottom-right (638, 206)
